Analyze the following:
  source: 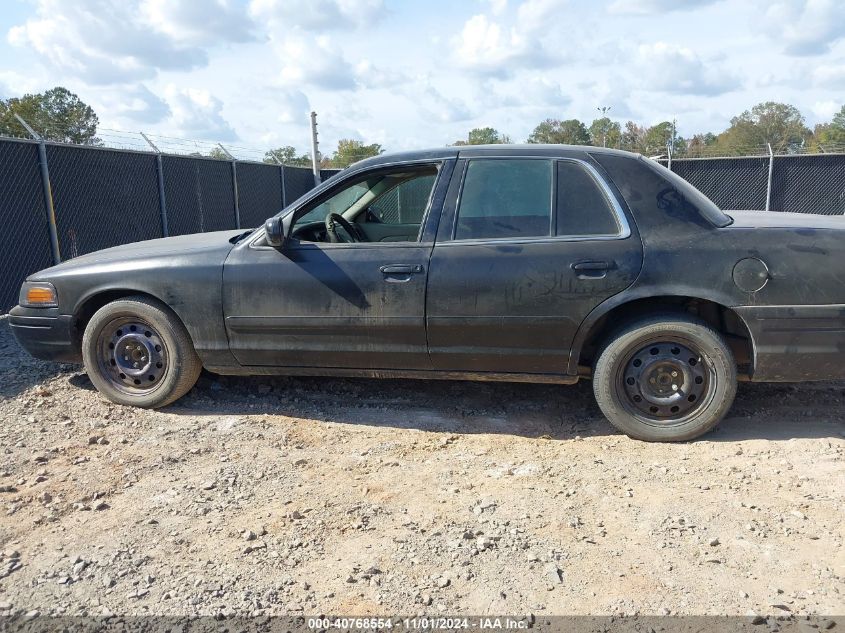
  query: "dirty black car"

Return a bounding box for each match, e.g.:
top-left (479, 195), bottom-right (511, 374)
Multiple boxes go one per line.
top-left (10, 145), bottom-right (845, 441)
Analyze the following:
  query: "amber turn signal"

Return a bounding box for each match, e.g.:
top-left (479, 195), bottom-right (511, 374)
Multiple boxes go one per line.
top-left (20, 282), bottom-right (58, 307)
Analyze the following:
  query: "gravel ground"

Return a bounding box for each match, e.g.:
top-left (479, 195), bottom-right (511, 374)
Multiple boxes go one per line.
top-left (0, 316), bottom-right (843, 620)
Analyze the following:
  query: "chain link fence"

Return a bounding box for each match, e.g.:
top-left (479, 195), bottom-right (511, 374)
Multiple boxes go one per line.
top-left (769, 154), bottom-right (845, 215)
top-left (2, 133), bottom-right (844, 312)
top-left (236, 161), bottom-right (284, 230)
top-left (0, 140), bottom-right (54, 312)
top-left (666, 157), bottom-right (769, 211)
top-left (0, 135), bottom-right (338, 311)
top-left (47, 144), bottom-right (164, 258)
top-left (660, 153), bottom-right (845, 215)
top-left (162, 155), bottom-right (237, 236)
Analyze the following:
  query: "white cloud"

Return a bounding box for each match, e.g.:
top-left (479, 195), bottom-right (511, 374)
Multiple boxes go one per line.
top-left (274, 90), bottom-right (311, 124)
top-left (486, 0), bottom-right (508, 15)
top-left (249, 0), bottom-right (385, 31)
top-left (2, 0), bottom-right (844, 149)
top-left (454, 12), bottom-right (555, 77)
top-left (420, 86), bottom-right (473, 123)
top-left (452, 0), bottom-right (570, 77)
top-left (482, 76), bottom-right (571, 111)
top-left (250, 1), bottom-right (376, 93)
top-left (635, 42), bottom-right (739, 96)
top-left (163, 86), bottom-right (237, 141)
top-left (99, 84), bottom-right (171, 124)
top-left (6, 0), bottom-right (255, 85)
top-left (514, 0), bottom-right (566, 32)
top-left (811, 99), bottom-right (840, 121)
top-left (353, 60), bottom-right (413, 90)
top-left (812, 63), bottom-right (845, 89)
top-left (608, 0), bottom-right (718, 15)
top-left (142, 0), bottom-right (255, 46)
top-left (0, 71), bottom-right (44, 99)
top-left (761, 0), bottom-right (845, 56)
top-left (276, 35), bottom-right (356, 90)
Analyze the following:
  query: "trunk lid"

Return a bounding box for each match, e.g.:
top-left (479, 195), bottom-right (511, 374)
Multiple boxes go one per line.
top-left (726, 210), bottom-right (845, 230)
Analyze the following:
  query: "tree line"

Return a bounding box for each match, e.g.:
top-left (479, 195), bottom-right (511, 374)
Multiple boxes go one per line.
top-left (449, 101), bottom-right (845, 158)
top-left (268, 101), bottom-right (845, 167)
top-left (3, 88), bottom-right (843, 167)
top-left (262, 139), bottom-right (384, 170)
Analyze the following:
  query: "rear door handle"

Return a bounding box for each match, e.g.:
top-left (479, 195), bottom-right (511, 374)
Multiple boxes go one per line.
top-left (380, 264), bottom-right (424, 275)
top-left (572, 261), bottom-right (611, 279)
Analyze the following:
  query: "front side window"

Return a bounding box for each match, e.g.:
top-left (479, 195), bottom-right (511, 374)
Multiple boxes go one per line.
top-left (296, 182), bottom-right (371, 226)
top-left (368, 173), bottom-right (437, 225)
top-left (455, 159), bottom-right (553, 240)
top-left (291, 166), bottom-right (438, 243)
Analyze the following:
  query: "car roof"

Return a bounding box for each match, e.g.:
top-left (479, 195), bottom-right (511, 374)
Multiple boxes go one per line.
top-left (349, 144), bottom-right (642, 171)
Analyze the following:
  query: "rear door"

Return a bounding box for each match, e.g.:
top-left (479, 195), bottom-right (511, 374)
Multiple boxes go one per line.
top-left (426, 155), bottom-right (643, 375)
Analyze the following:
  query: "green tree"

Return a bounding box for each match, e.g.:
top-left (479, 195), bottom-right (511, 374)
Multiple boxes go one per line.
top-left (672, 136), bottom-right (689, 157)
top-left (526, 118), bottom-right (591, 145)
top-left (686, 132), bottom-right (718, 156)
top-left (326, 139), bottom-right (383, 168)
top-left (0, 86), bottom-right (99, 144)
top-left (834, 105), bottom-right (845, 129)
top-left (264, 145), bottom-right (311, 166)
top-left (808, 105), bottom-right (845, 151)
top-left (715, 102), bottom-right (810, 154)
top-left (588, 117), bottom-right (621, 148)
top-left (642, 121), bottom-right (670, 155)
top-left (453, 127), bottom-right (512, 145)
top-left (620, 121), bottom-right (647, 153)
top-left (207, 147), bottom-right (231, 160)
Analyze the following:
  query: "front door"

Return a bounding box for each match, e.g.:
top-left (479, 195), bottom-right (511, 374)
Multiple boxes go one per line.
top-left (426, 156), bottom-right (644, 375)
top-left (223, 161), bottom-right (452, 370)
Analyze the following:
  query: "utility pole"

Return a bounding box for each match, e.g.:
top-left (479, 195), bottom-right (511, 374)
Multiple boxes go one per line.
top-left (310, 111), bottom-right (321, 186)
top-left (765, 143), bottom-right (774, 212)
top-left (141, 132), bottom-right (169, 237)
top-left (15, 114), bottom-right (61, 264)
top-left (218, 144), bottom-right (241, 229)
top-left (597, 106), bottom-right (611, 147)
top-left (670, 117), bottom-right (677, 154)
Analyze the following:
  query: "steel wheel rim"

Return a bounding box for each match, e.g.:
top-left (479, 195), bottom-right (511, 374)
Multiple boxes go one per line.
top-left (615, 337), bottom-right (714, 426)
top-left (96, 317), bottom-right (168, 395)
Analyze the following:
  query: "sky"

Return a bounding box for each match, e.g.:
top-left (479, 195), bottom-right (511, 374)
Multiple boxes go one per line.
top-left (0, 0), bottom-right (843, 156)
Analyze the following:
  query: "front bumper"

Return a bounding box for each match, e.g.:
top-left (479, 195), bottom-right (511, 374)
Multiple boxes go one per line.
top-left (8, 305), bottom-right (82, 363)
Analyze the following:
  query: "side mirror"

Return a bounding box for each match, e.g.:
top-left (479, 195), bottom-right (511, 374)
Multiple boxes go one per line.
top-left (264, 217), bottom-right (286, 248)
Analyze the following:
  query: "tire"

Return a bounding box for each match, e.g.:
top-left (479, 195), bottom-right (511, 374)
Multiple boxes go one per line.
top-left (81, 295), bottom-right (202, 408)
top-left (592, 313), bottom-right (737, 442)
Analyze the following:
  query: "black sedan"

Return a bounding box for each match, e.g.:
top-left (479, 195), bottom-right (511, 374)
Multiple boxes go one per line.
top-left (10, 145), bottom-right (845, 441)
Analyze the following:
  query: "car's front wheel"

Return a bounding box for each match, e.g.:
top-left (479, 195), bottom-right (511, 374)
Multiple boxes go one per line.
top-left (592, 314), bottom-right (737, 442)
top-left (81, 295), bottom-right (202, 408)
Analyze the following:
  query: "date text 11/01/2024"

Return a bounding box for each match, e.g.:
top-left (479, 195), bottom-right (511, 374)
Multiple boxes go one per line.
top-left (307, 617), bottom-right (530, 630)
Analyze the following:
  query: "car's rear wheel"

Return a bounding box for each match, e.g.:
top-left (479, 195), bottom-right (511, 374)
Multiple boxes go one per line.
top-left (592, 314), bottom-right (737, 442)
top-left (81, 295), bottom-right (202, 408)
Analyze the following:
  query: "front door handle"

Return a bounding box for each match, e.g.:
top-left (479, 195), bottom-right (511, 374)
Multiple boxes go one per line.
top-left (572, 261), bottom-right (612, 279)
top-left (380, 264), bottom-right (424, 275)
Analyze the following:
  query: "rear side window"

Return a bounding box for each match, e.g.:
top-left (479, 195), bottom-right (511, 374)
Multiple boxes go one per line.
top-left (455, 159), bottom-right (552, 240)
top-left (556, 161), bottom-right (621, 236)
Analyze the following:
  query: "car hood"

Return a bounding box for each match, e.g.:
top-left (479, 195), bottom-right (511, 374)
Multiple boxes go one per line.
top-left (29, 229), bottom-right (245, 281)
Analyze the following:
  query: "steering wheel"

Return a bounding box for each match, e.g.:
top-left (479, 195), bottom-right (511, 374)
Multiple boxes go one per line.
top-left (325, 212), bottom-right (362, 243)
